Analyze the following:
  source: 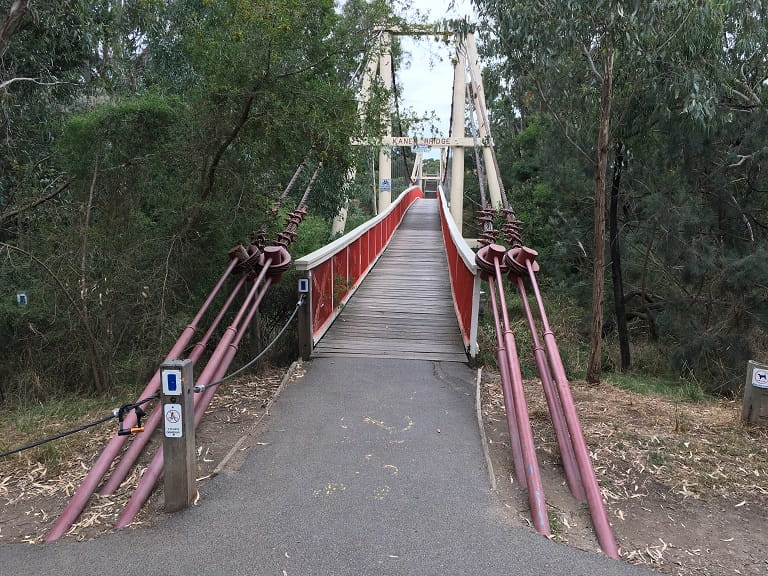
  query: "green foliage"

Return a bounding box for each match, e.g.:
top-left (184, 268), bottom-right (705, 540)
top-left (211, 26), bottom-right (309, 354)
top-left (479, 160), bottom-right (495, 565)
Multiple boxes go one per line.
top-left (0, 0), bottom-right (395, 402)
top-left (474, 0), bottom-right (768, 394)
top-left (605, 373), bottom-right (708, 404)
top-left (57, 94), bottom-right (185, 174)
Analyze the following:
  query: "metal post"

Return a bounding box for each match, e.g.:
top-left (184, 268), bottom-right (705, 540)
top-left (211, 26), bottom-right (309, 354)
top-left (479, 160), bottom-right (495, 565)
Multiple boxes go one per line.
top-left (160, 359), bottom-right (196, 513)
top-left (298, 274), bottom-right (313, 360)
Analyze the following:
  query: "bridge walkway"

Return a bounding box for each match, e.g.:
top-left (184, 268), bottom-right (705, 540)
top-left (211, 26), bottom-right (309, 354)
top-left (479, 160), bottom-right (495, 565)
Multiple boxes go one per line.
top-left (312, 198), bottom-right (467, 363)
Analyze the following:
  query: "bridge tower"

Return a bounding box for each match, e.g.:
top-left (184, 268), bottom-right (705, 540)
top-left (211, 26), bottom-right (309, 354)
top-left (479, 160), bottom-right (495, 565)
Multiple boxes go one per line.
top-left (340, 26), bottom-right (502, 237)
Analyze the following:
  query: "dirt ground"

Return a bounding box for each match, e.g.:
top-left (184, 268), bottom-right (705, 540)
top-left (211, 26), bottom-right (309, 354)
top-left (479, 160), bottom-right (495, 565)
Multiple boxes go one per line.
top-left (0, 364), bottom-right (301, 543)
top-left (480, 371), bottom-right (768, 576)
top-left (1, 362), bottom-right (767, 576)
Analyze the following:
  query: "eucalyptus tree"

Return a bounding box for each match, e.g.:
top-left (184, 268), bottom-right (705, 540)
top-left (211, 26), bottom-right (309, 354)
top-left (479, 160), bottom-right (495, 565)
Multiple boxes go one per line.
top-left (472, 0), bottom-right (743, 384)
top-left (0, 0), bottom-right (398, 399)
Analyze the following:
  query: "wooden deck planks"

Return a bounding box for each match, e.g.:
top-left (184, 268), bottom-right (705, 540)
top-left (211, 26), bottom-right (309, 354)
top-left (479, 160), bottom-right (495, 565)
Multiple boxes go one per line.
top-left (312, 198), bottom-right (467, 363)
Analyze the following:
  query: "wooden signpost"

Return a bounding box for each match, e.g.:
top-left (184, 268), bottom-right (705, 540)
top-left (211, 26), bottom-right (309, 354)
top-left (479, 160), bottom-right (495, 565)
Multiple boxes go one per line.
top-left (742, 360), bottom-right (768, 426)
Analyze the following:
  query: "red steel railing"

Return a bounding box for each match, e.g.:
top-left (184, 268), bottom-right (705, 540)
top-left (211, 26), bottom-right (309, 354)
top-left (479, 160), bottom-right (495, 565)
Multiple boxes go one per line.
top-left (295, 186), bottom-right (423, 354)
top-left (437, 187), bottom-right (480, 356)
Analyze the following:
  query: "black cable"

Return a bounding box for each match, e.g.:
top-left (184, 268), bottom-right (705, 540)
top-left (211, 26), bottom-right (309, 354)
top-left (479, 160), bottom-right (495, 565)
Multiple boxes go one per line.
top-left (0, 392), bottom-right (161, 460)
top-left (0, 297), bottom-right (303, 458)
top-left (390, 57), bottom-right (412, 180)
top-left (195, 296), bottom-right (304, 393)
top-left (0, 414), bottom-right (116, 460)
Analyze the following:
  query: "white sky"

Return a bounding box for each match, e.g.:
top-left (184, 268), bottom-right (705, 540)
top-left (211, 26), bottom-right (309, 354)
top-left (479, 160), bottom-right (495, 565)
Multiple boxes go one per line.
top-left (397, 0), bottom-right (477, 136)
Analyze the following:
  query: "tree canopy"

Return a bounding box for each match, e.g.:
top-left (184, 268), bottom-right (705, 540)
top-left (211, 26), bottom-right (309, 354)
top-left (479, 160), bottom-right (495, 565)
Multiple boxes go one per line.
top-left (473, 0), bottom-right (768, 392)
top-left (0, 0), bottom-right (397, 400)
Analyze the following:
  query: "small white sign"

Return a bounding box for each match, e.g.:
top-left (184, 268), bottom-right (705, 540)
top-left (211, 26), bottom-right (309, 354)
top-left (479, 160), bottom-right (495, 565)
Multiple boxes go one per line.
top-left (380, 178), bottom-right (392, 191)
top-left (164, 403), bottom-right (183, 438)
top-left (162, 369), bottom-right (182, 395)
top-left (753, 367), bottom-right (768, 389)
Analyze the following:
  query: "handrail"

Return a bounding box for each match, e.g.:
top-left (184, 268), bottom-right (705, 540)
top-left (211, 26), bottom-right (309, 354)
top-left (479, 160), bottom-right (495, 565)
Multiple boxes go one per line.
top-left (296, 186), bottom-right (423, 357)
top-left (295, 186), bottom-right (421, 271)
top-left (437, 186), bottom-right (480, 357)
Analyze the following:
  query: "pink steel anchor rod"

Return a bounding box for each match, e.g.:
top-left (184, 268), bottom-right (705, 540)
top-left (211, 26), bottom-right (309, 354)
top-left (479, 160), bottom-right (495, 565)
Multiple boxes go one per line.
top-left (100, 274), bottom-right (250, 495)
top-left (492, 256), bottom-right (550, 537)
top-left (46, 258), bottom-right (240, 542)
top-left (116, 279), bottom-right (271, 531)
top-left (114, 264), bottom-right (271, 530)
top-left (194, 276), bottom-right (273, 422)
top-left (525, 258), bottom-right (619, 559)
top-left (487, 275), bottom-right (526, 487)
top-left (514, 275), bottom-right (585, 502)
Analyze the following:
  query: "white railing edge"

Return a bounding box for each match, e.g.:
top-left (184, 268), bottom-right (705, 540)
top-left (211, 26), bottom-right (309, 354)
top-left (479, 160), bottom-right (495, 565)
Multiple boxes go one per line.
top-left (469, 275), bottom-right (481, 357)
top-left (295, 185), bottom-right (421, 271)
top-left (437, 185), bottom-right (477, 273)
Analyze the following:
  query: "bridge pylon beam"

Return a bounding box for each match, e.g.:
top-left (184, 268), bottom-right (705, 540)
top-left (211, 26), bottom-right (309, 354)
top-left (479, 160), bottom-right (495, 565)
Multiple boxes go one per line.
top-left (465, 33), bottom-right (503, 210)
top-left (377, 31), bottom-right (394, 213)
top-left (449, 48), bottom-right (467, 234)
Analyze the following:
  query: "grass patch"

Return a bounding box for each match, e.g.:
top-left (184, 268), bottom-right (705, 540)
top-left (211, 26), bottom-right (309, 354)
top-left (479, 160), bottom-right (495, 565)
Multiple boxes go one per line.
top-left (0, 394), bottom-right (124, 467)
top-left (605, 372), bottom-right (710, 403)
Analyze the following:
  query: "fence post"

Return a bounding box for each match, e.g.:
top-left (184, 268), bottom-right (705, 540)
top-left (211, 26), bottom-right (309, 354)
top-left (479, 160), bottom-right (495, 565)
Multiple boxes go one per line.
top-left (160, 359), bottom-right (196, 512)
top-left (742, 360), bottom-right (768, 425)
top-left (298, 274), bottom-right (313, 360)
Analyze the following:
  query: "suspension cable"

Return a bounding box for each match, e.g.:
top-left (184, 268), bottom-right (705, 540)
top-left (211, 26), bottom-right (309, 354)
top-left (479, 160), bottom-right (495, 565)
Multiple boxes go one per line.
top-left (253, 157), bottom-right (309, 248)
top-left (462, 45), bottom-right (509, 210)
top-left (466, 83), bottom-right (489, 211)
top-left (297, 163), bottom-right (322, 209)
top-left (348, 28), bottom-right (385, 90)
top-left (461, 43), bottom-right (524, 247)
top-left (464, 73), bottom-right (499, 247)
top-left (390, 57), bottom-right (412, 180)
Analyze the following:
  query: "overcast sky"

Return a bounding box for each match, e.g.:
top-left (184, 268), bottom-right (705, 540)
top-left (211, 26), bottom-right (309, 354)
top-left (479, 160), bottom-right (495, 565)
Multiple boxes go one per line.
top-left (397, 0), bottom-right (477, 136)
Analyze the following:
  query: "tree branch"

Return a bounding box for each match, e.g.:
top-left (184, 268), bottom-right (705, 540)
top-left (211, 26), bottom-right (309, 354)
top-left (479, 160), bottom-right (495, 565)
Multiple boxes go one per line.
top-left (199, 93), bottom-right (258, 203)
top-left (0, 178), bottom-right (72, 224)
top-left (532, 75), bottom-right (596, 166)
top-left (582, 44), bottom-right (603, 83)
top-left (727, 154), bottom-right (752, 168)
top-left (274, 52), bottom-right (335, 81)
top-left (0, 77), bottom-right (72, 91)
top-left (80, 158), bottom-right (99, 301)
top-left (738, 64), bottom-right (762, 106)
top-left (653, 5), bottom-right (696, 57)
top-left (0, 0), bottom-right (28, 58)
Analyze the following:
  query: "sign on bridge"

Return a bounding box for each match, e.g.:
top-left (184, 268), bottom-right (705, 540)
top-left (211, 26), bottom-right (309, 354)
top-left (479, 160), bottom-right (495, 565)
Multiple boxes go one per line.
top-left (352, 135), bottom-right (492, 148)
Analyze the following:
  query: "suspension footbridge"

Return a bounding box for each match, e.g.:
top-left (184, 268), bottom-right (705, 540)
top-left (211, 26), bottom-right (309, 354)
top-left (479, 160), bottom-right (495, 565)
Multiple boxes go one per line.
top-left (0, 25), bottom-right (655, 575)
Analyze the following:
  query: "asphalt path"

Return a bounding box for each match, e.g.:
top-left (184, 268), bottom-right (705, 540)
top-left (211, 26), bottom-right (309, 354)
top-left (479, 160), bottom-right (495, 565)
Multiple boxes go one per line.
top-left (0, 357), bottom-right (655, 575)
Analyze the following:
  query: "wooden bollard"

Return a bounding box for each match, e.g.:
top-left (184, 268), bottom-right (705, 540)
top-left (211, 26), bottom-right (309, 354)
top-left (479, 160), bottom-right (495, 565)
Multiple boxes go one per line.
top-left (742, 360), bottom-right (768, 426)
top-left (297, 276), bottom-right (312, 361)
top-left (160, 359), bottom-right (197, 512)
